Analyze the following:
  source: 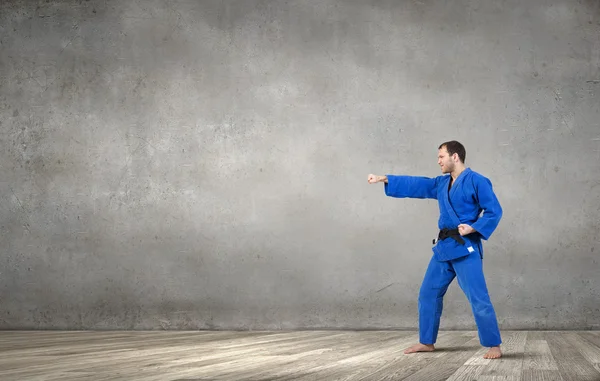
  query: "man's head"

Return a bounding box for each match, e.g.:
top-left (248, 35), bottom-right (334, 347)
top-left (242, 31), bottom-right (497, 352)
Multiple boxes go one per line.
top-left (438, 140), bottom-right (466, 174)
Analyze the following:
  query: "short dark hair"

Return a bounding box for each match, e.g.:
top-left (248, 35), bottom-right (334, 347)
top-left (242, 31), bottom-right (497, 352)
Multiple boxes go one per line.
top-left (439, 141), bottom-right (466, 163)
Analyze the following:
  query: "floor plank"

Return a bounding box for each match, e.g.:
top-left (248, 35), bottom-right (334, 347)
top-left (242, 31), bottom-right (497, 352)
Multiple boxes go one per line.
top-left (521, 369), bottom-right (565, 381)
top-left (576, 333), bottom-right (600, 374)
top-left (522, 339), bottom-right (560, 371)
top-left (546, 332), bottom-right (600, 381)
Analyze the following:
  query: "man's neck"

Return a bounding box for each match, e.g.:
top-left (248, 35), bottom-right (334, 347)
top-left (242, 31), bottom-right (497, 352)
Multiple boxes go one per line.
top-left (450, 165), bottom-right (466, 182)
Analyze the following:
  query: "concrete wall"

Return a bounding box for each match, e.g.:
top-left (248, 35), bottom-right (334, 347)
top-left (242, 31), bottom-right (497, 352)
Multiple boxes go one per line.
top-left (1, 0), bottom-right (599, 330)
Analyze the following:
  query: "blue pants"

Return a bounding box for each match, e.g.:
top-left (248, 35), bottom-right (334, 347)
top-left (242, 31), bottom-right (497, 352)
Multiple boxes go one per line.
top-left (418, 251), bottom-right (502, 347)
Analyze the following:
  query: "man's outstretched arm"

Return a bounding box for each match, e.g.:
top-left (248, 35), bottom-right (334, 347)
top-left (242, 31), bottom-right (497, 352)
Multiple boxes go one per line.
top-left (367, 173), bottom-right (439, 200)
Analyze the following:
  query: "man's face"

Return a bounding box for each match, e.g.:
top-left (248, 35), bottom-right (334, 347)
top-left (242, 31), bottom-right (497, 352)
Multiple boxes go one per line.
top-left (438, 147), bottom-right (455, 174)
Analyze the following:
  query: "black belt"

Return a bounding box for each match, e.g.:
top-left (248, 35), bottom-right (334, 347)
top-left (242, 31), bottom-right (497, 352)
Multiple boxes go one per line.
top-left (433, 228), bottom-right (465, 245)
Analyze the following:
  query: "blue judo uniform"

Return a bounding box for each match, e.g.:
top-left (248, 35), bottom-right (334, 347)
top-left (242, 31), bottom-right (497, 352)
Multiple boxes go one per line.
top-left (384, 168), bottom-right (502, 347)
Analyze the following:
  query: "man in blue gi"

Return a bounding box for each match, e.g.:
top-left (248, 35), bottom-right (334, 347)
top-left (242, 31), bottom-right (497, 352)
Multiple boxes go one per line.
top-left (367, 140), bottom-right (503, 359)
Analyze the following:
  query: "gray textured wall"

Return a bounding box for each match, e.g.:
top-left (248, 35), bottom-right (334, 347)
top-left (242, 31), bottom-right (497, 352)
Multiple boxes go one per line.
top-left (1, 0), bottom-right (599, 330)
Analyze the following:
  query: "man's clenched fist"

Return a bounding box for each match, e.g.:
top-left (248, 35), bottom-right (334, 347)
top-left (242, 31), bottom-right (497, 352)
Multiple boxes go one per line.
top-left (458, 224), bottom-right (475, 236)
top-left (367, 174), bottom-right (387, 184)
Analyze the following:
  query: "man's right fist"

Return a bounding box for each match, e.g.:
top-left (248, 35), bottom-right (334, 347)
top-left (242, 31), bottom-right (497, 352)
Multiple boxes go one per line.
top-left (367, 174), bottom-right (379, 184)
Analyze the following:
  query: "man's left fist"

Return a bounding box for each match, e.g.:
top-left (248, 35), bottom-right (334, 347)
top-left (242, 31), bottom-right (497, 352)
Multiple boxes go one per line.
top-left (458, 224), bottom-right (475, 236)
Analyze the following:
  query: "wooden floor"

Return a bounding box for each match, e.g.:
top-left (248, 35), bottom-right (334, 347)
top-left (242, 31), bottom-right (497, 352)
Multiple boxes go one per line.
top-left (1, 331), bottom-right (600, 380)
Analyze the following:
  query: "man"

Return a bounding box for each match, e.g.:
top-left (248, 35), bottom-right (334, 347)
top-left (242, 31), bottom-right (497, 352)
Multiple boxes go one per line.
top-left (367, 140), bottom-right (503, 359)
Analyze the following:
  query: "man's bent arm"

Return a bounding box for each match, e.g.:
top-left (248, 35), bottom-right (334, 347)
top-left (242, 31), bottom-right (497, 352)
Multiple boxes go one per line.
top-left (471, 176), bottom-right (503, 239)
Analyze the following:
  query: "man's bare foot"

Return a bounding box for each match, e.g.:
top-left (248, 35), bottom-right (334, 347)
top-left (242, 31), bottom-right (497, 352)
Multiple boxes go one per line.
top-left (483, 346), bottom-right (502, 359)
top-left (404, 343), bottom-right (435, 354)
